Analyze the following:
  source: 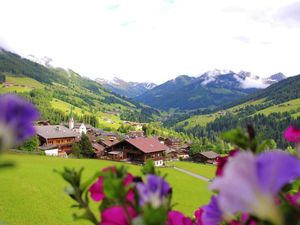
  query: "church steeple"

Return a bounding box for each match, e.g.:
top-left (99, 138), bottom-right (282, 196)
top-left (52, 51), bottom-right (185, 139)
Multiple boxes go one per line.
top-left (69, 107), bottom-right (74, 129)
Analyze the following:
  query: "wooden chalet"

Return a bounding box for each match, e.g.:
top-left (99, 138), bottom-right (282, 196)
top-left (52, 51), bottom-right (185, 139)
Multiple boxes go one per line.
top-left (176, 150), bottom-right (190, 160)
top-left (165, 148), bottom-right (178, 160)
top-left (129, 130), bottom-right (144, 138)
top-left (99, 138), bottom-right (120, 148)
top-left (164, 138), bottom-right (181, 150)
top-left (35, 125), bottom-right (78, 156)
top-left (91, 142), bottom-right (106, 158)
top-left (191, 151), bottom-right (219, 164)
top-left (105, 137), bottom-right (168, 166)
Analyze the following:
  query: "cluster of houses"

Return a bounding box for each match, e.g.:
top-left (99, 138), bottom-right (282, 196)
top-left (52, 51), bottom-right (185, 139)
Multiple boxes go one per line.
top-left (34, 117), bottom-right (220, 166)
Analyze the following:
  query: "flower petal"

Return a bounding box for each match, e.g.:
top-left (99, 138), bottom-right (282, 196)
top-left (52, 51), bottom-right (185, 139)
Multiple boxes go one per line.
top-left (89, 177), bottom-right (105, 201)
top-left (201, 196), bottom-right (222, 225)
top-left (284, 125), bottom-right (300, 143)
top-left (256, 150), bottom-right (300, 195)
top-left (100, 206), bottom-right (136, 225)
top-left (210, 152), bottom-right (259, 214)
top-left (167, 211), bottom-right (194, 225)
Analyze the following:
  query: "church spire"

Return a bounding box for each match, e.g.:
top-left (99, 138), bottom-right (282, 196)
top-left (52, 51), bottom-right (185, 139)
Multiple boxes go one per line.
top-left (69, 107), bottom-right (74, 129)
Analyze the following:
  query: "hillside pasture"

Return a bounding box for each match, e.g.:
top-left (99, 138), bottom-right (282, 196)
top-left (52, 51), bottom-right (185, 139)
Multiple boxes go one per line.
top-left (0, 85), bottom-right (32, 93)
top-left (176, 98), bottom-right (265, 129)
top-left (5, 75), bottom-right (44, 89)
top-left (50, 98), bottom-right (88, 116)
top-left (255, 98), bottom-right (300, 117)
top-left (0, 154), bottom-right (211, 225)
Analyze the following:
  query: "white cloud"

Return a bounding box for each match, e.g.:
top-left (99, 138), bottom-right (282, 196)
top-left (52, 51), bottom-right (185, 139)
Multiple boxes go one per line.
top-left (0, 0), bottom-right (300, 84)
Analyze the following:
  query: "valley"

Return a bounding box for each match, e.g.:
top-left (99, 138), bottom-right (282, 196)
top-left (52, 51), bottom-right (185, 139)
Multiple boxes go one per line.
top-left (1, 1), bottom-right (300, 224)
top-left (1, 47), bottom-right (300, 151)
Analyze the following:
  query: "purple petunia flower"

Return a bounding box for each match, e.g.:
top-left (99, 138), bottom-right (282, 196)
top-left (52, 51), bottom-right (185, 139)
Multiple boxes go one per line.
top-left (136, 174), bottom-right (171, 208)
top-left (210, 150), bottom-right (300, 225)
top-left (200, 196), bottom-right (222, 225)
top-left (0, 94), bottom-right (39, 150)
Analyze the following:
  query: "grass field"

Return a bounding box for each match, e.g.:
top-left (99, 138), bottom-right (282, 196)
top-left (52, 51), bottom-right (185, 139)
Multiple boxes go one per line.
top-left (51, 98), bottom-right (88, 116)
top-left (169, 161), bottom-right (216, 179)
top-left (176, 98), bottom-right (265, 129)
top-left (255, 98), bottom-right (300, 117)
top-left (0, 154), bottom-right (211, 225)
top-left (0, 85), bottom-right (32, 93)
top-left (5, 75), bottom-right (44, 89)
top-left (0, 75), bottom-right (44, 94)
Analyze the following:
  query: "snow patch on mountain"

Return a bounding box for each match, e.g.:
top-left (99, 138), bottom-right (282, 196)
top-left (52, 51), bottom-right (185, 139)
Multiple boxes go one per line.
top-left (26, 54), bottom-right (54, 67)
top-left (198, 69), bottom-right (285, 89)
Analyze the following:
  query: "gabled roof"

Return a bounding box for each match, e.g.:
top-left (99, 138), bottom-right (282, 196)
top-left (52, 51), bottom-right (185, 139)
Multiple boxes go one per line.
top-left (125, 137), bottom-right (168, 153)
top-left (100, 139), bottom-right (120, 147)
top-left (91, 143), bottom-right (105, 152)
top-left (199, 151), bottom-right (219, 159)
top-left (35, 125), bottom-right (78, 139)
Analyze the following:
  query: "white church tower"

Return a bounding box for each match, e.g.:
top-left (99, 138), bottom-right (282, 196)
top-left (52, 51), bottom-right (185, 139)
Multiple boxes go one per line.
top-left (69, 117), bottom-right (74, 130)
top-left (68, 107), bottom-right (74, 130)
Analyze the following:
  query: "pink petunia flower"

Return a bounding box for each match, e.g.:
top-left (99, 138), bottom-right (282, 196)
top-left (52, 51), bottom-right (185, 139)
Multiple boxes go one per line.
top-left (89, 167), bottom-right (134, 202)
top-left (286, 189), bottom-right (300, 207)
top-left (89, 176), bottom-right (105, 201)
top-left (100, 205), bottom-right (137, 225)
top-left (194, 208), bottom-right (204, 225)
top-left (167, 211), bottom-right (194, 225)
top-left (284, 125), bottom-right (300, 143)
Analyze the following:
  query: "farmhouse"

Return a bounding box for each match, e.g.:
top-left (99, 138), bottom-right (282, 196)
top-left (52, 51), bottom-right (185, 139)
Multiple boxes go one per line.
top-left (91, 142), bottom-right (106, 157)
top-left (35, 125), bottom-right (78, 156)
top-left (165, 148), bottom-right (178, 160)
top-left (164, 138), bottom-right (181, 150)
top-left (99, 138), bottom-right (120, 148)
top-left (105, 137), bottom-right (168, 166)
top-left (191, 151), bottom-right (219, 164)
top-left (129, 130), bottom-right (144, 138)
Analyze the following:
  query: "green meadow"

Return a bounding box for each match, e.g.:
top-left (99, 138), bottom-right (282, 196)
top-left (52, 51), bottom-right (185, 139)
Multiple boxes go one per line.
top-left (0, 154), bottom-right (212, 225)
top-left (255, 98), bottom-right (300, 117)
top-left (170, 161), bottom-right (216, 179)
top-left (177, 98), bottom-right (265, 129)
top-left (0, 74), bottom-right (44, 94)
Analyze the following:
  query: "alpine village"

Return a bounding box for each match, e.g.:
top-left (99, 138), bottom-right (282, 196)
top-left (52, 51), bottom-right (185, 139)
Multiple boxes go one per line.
top-left (1, 48), bottom-right (300, 166)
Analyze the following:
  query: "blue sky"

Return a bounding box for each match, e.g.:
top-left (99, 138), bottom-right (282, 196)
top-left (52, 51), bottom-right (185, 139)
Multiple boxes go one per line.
top-left (1, 0), bottom-right (300, 84)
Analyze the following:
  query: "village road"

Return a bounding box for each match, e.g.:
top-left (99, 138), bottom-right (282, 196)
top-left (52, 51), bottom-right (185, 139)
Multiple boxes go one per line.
top-left (173, 167), bottom-right (210, 182)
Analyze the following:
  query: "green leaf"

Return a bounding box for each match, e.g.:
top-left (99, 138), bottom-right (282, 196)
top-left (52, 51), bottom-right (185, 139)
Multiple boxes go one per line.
top-left (143, 207), bottom-right (168, 225)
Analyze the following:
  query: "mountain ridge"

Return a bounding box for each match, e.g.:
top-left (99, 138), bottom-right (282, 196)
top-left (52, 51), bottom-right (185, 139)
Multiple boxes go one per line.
top-left (95, 77), bottom-right (157, 98)
top-left (133, 70), bottom-right (285, 110)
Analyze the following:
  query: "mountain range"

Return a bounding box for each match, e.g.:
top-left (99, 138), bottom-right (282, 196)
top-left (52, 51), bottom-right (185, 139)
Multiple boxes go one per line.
top-left (95, 77), bottom-right (156, 98)
top-left (4, 49), bottom-right (286, 113)
top-left (133, 69), bottom-right (286, 110)
top-left (0, 48), bottom-right (160, 126)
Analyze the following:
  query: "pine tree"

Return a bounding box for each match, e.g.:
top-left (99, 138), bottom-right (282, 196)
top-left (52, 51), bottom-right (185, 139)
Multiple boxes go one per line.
top-left (78, 134), bottom-right (94, 158)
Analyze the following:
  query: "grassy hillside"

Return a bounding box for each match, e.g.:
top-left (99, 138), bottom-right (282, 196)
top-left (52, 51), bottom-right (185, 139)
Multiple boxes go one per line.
top-left (0, 154), bottom-right (212, 225)
top-left (255, 98), bottom-right (300, 116)
top-left (0, 49), bottom-right (163, 129)
top-left (177, 98), bottom-right (265, 129)
top-left (0, 73), bottom-right (44, 92)
top-left (174, 73), bottom-right (300, 130)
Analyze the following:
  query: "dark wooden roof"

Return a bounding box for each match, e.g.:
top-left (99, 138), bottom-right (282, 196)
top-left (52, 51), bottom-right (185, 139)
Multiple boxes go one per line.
top-left (100, 139), bottom-right (120, 147)
top-left (35, 125), bottom-right (78, 139)
top-left (199, 151), bottom-right (219, 159)
top-left (92, 143), bottom-right (105, 152)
